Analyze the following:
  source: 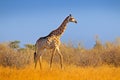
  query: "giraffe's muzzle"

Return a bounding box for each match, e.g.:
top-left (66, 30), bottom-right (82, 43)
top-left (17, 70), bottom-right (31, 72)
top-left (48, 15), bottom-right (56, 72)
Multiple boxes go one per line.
top-left (75, 21), bottom-right (77, 23)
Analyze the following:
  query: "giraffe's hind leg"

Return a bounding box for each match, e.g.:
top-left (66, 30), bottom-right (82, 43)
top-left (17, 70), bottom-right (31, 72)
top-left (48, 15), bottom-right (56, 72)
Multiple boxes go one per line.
top-left (50, 48), bottom-right (56, 69)
top-left (34, 52), bottom-right (37, 69)
top-left (34, 57), bottom-right (38, 69)
top-left (39, 55), bottom-right (42, 69)
top-left (34, 50), bottom-right (43, 69)
top-left (34, 52), bottom-right (39, 69)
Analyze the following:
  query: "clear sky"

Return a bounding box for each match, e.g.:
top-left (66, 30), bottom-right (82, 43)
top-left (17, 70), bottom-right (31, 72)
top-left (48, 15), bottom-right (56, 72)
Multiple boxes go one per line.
top-left (0, 0), bottom-right (120, 48)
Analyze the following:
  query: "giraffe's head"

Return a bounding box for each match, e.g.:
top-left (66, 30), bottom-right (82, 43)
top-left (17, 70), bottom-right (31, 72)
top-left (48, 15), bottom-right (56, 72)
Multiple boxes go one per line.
top-left (68, 14), bottom-right (77, 23)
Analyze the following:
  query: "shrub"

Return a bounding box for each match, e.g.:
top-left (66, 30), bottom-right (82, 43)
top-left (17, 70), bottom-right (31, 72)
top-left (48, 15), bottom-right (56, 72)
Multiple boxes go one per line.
top-left (0, 43), bottom-right (33, 68)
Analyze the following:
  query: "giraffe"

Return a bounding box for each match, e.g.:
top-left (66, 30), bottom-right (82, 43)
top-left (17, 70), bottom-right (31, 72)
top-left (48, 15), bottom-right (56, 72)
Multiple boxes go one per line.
top-left (34, 14), bottom-right (77, 69)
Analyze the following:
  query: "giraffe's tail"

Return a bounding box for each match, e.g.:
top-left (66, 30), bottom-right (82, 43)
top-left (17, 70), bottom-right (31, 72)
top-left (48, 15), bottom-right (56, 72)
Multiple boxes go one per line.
top-left (34, 44), bottom-right (37, 63)
top-left (34, 52), bottom-right (36, 62)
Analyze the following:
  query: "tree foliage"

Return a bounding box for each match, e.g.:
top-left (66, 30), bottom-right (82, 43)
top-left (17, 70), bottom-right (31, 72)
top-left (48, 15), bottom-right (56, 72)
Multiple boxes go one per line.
top-left (9, 40), bottom-right (20, 49)
top-left (24, 44), bottom-right (35, 50)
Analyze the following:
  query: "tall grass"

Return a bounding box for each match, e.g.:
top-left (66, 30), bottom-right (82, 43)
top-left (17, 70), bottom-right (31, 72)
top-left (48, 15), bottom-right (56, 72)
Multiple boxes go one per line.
top-left (0, 64), bottom-right (120, 80)
top-left (1, 39), bottom-right (120, 80)
top-left (0, 38), bottom-right (120, 68)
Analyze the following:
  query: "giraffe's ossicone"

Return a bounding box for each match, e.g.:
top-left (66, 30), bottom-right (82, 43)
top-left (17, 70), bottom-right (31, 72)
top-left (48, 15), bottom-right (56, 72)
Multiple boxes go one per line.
top-left (34, 14), bottom-right (77, 69)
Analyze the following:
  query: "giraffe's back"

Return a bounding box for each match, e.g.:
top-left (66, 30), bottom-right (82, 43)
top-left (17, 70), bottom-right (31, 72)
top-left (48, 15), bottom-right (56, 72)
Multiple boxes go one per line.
top-left (36, 36), bottom-right (60, 50)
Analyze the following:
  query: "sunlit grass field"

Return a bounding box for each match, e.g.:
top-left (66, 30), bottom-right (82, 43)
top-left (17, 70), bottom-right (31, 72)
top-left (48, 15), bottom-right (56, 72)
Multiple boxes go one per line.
top-left (0, 62), bottom-right (120, 80)
top-left (1, 38), bottom-right (120, 80)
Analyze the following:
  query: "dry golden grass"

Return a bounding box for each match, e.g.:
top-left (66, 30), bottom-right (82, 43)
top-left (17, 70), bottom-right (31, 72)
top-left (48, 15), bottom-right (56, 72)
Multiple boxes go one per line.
top-left (0, 62), bottom-right (120, 80)
top-left (1, 39), bottom-right (120, 80)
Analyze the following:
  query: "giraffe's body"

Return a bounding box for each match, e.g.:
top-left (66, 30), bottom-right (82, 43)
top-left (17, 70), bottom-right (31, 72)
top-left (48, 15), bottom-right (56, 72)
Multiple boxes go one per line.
top-left (34, 14), bottom-right (77, 69)
top-left (36, 36), bottom-right (60, 50)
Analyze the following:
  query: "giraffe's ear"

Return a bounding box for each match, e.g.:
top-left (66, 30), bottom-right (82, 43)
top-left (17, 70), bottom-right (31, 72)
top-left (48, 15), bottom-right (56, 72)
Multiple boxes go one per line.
top-left (69, 14), bottom-right (72, 17)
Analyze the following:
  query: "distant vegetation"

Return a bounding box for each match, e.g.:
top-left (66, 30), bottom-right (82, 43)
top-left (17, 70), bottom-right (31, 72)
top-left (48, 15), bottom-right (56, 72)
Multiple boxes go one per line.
top-left (0, 37), bottom-right (120, 68)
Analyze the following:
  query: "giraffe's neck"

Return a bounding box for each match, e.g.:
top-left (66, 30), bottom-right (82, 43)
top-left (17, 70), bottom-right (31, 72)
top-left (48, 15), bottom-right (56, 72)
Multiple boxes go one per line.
top-left (48, 16), bottom-right (69, 37)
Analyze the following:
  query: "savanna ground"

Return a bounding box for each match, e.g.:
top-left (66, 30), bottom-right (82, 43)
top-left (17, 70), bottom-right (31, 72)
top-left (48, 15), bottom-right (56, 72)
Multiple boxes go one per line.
top-left (0, 38), bottom-right (120, 80)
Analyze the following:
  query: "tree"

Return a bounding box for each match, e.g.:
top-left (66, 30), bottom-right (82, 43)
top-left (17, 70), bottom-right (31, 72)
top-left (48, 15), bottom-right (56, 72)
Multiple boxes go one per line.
top-left (24, 44), bottom-right (35, 50)
top-left (9, 40), bottom-right (20, 50)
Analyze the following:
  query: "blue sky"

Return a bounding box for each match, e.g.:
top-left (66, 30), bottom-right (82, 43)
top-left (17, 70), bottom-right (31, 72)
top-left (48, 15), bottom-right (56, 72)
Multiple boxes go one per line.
top-left (0, 0), bottom-right (120, 48)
